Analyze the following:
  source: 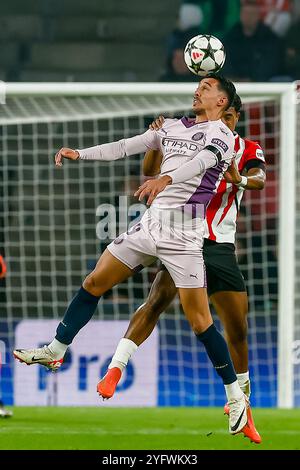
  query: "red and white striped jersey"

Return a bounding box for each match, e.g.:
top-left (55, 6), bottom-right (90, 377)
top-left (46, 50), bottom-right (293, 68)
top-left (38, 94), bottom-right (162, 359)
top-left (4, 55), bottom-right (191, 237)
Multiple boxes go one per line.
top-left (204, 134), bottom-right (265, 244)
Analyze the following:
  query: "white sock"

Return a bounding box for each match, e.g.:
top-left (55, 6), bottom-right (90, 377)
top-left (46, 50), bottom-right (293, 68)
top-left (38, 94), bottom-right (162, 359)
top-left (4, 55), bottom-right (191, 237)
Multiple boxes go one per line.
top-left (237, 371), bottom-right (251, 397)
top-left (48, 338), bottom-right (68, 360)
top-left (225, 380), bottom-right (244, 401)
top-left (108, 338), bottom-right (138, 372)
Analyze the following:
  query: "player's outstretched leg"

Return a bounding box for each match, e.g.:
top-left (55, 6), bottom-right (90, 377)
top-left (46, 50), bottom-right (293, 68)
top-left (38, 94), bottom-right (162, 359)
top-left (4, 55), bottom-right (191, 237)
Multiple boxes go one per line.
top-left (178, 287), bottom-right (250, 436)
top-left (14, 250), bottom-right (134, 370)
top-left (211, 291), bottom-right (261, 443)
top-left (212, 291), bottom-right (250, 397)
top-left (97, 268), bottom-right (177, 399)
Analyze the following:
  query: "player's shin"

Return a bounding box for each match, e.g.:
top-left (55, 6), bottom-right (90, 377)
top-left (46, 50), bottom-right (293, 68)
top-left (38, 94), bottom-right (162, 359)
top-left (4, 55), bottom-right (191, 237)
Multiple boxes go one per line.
top-left (196, 324), bottom-right (249, 434)
top-left (196, 324), bottom-right (243, 400)
top-left (53, 287), bottom-right (101, 353)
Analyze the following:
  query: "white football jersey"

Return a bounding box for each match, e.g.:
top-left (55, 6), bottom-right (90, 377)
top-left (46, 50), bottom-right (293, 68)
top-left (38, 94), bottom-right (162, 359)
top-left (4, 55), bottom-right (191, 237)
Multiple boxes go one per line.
top-left (79, 116), bottom-right (235, 216)
top-left (150, 117), bottom-right (234, 213)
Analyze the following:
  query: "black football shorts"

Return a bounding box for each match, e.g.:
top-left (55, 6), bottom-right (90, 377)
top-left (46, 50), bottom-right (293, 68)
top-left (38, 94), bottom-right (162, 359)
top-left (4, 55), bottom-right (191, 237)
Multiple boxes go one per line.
top-left (203, 238), bottom-right (246, 297)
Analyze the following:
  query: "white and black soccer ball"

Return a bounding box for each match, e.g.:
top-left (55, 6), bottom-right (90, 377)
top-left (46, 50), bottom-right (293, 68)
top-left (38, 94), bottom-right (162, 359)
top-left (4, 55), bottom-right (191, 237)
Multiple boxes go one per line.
top-left (184, 35), bottom-right (226, 77)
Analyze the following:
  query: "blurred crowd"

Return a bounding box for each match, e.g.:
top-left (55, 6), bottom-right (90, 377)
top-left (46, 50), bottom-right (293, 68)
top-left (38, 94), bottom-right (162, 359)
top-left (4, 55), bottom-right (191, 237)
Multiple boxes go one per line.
top-left (162, 0), bottom-right (300, 82)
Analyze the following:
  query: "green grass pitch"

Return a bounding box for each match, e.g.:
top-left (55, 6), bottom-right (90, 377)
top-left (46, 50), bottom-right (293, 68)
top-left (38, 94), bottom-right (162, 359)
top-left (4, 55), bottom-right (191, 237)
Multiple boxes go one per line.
top-left (0, 407), bottom-right (300, 450)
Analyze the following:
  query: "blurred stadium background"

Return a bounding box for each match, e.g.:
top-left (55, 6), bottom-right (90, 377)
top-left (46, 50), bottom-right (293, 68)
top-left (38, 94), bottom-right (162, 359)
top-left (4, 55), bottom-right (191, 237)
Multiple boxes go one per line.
top-left (0, 0), bottom-right (300, 450)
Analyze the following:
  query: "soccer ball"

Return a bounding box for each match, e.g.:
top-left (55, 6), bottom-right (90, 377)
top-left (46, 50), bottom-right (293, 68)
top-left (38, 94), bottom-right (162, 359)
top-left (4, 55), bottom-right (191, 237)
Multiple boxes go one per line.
top-left (184, 35), bottom-right (226, 77)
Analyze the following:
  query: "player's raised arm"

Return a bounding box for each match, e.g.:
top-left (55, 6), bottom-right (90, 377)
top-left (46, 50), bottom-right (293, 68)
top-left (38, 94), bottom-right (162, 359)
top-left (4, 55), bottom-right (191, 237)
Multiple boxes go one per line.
top-left (55, 148), bottom-right (79, 166)
top-left (166, 125), bottom-right (234, 184)
top-left (165, 147), bottom-right (222, 185)
top-left (135, 124), bottom-right (234, 205)
top-left (224, 159), bottom-right (266, 189)
top-left (224, 141), bottom-right (266, 190)
top-left (55, 130), bottom-right (160, 167)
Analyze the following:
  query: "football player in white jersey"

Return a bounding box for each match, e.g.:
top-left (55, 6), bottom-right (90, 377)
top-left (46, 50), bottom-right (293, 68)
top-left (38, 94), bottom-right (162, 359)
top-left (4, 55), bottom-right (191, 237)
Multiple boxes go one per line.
top-left (97, 93), bottom-right (265, 443)
top-left (14, 74), bottom-right (253, 438)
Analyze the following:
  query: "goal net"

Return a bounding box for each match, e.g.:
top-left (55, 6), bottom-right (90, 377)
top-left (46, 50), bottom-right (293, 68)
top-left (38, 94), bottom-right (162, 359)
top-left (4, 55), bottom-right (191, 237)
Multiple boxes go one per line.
top-left (0, 82), bottom-right (298, 408)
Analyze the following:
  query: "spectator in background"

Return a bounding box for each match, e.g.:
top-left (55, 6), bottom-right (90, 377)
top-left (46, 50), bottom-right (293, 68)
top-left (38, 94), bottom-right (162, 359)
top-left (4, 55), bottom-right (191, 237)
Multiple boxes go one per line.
top-left (256, 0), bottom-right (292, 37)
top-left (161, 48), bottom-right (197, 82)
top-left (198, 0), bottom-right (241, 39)
top-left (161, 0), bottom-right (241, 82)
top-left (161, 3), bottom-right (202, 81)
top-left (293, 0), bottom-right (300, 18)
top-left (284, 4), bottom-right (300, 80)
top-left (183, 0), bottom-right (241, 39)
top-left (223, 0), bottom-right (283, 81)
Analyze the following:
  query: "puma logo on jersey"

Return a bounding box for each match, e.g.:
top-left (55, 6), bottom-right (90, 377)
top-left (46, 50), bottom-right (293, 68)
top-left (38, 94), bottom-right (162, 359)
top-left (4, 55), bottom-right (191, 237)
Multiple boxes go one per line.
top-left (220, 127), bottom-right (229, 136)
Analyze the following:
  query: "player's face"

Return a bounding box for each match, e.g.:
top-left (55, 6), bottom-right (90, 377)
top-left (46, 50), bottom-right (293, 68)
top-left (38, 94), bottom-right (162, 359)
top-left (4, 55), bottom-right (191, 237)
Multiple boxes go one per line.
top-left (221, 107), bottom-right (240, 132)
top-left (193, 78), bottom-right (228, 114)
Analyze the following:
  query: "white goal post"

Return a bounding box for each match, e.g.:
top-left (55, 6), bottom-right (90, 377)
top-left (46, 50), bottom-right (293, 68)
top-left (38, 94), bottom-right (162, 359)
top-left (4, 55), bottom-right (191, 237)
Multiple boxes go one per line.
top-left (0, 82), bottom-right (298, 408)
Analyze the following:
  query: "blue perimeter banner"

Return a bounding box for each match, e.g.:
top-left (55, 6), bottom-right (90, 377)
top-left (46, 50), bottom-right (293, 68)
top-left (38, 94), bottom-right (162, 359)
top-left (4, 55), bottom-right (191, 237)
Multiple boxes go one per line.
top-left (0, 318), bottom-right (278, 407)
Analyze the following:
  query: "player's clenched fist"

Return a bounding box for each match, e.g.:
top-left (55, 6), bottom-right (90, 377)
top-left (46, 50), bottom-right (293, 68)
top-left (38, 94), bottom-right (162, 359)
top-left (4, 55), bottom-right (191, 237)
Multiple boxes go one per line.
top-left (55, 148), bottom-right (79, 167)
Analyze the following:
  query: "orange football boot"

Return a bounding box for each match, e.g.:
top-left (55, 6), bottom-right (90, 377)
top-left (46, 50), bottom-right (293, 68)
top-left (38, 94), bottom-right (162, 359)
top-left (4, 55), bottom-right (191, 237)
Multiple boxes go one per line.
top-left (97, 367), bottom-right (122, 399)
top-left (225, 399), bottom-right (262, 443)
top-left (240, 404), bottom-right (262, 444)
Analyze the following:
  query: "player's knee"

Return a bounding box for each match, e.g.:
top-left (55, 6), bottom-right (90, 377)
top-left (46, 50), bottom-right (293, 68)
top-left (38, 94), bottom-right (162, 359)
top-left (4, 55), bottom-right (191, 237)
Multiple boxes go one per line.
top-left (83, 273), bottom-right (105, 297)
top-left (191, 325), bottom-right (204, 335)
top-left (227, 319), bottom-right (248, 345)
top-left (188, 317), bottom-right (208, 335)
